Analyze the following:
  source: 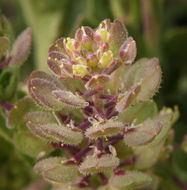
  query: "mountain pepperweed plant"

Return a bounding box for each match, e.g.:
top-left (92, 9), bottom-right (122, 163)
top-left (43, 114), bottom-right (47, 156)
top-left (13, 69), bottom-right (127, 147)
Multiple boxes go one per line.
top-left (8, 19), bottom-right (179, 190)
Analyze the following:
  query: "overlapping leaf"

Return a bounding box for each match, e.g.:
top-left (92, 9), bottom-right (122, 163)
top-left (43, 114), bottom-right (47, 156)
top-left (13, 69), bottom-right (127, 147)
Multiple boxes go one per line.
top-left (79, 153), bottom-right (119, 174)
top-left (85, 120), bottom-right (123, 139)
top-left (108, 171), bottom-right (152, 190)
top-left (34, 157), bottom-right (78, 183)
top-left (123, 58), bottom-right (162, 101)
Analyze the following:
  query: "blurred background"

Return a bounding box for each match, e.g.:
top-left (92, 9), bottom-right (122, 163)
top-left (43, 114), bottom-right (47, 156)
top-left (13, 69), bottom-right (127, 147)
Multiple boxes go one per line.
top-left (0, 0), bottom-right (187, 189)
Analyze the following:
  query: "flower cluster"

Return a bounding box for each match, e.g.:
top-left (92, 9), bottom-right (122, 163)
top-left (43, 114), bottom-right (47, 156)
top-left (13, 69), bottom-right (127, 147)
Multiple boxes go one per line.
top-left (8, 19), bottom-right (179, 190)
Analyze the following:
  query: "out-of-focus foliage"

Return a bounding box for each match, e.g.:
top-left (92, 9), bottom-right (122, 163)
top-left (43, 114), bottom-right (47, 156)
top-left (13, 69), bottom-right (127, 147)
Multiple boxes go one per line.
top-left (0, 0), bottom-right (186, 190)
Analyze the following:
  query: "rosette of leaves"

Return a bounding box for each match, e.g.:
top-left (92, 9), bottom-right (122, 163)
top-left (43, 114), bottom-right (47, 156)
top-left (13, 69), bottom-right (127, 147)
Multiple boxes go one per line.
top-left (8, 19), bottom-right (179, 190)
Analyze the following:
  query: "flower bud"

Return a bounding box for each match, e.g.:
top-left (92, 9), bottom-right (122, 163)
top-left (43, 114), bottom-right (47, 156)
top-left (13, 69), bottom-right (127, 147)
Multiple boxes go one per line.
top-left (98, 50), bottom-right (113, 68)
top-left (72, 64), bottom-right (90, 78)
top-left (87, 53), bottom-right (98, 67)
top-left (64, 37), bottom-right (80, 54)
top-left (94, 28), bottom-right (110, 42)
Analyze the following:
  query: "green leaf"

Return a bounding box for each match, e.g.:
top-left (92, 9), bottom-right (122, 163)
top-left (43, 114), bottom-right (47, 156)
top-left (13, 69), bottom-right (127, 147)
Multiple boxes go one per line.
top-left (134, 140), bottom-right (165, 169)
top-left (123, 58), bottom-right (162, 101)
top-left (0, 15), bottom-right (13, 42)
top-left (109, 19), bottom-right (128, 56)
top-left (172, 150), bottom-right (187, 183)
top-left (85, 120), bottom-right (123, 139)
top-left (79, 153), bottom-right (119, 175)
top-left (14, 131), bottom-right (53, 157)
top-left (116, 83), bottom-right (141, 112)
top-left (0, 68), bottom-right (18, 101)
top-left (35, 123), bottom-right (83, 145)
top-left (8, 96), bottom-right (38, 128)
top-left (53, 90), bottom-right (89, 108)
top-left (34, 157), bottom-right (78, 184)
top-left (134, 107), bottom-right (179, 169)
top-left (108, 171), bottom-right (152, 190)
top-left (118, 100), bottom-right (158, 124)
top-left (26, 111), bottom-right (57, 125)
top-left (0, 36), bottom-right (10, 59)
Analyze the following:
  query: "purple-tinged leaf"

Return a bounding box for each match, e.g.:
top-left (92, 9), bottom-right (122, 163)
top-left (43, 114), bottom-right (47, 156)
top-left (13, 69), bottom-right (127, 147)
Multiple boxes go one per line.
top-left (124, 117), bottom-right (163, 146)
top-left (14, 131), bottom-right (53, 157)
top-left (29, 78), bottom-right (64, 110)
top-left (119, 37), bottom-right (136, 66)
top-left (28, 70), bottom-right (65, 90)
top-left (85, 120), bottom-right (123, 139)
top-left (53, 90), bottom-right (88, 108)
top-left (147, 106), bottom-right (179, 146)
top-left (108, 171), bottom-right (152, 190)
top-left (9, 28), bottom-right (31, 67)
top-left (26, 121), bottom-right (51, 141)
top-left (133, 106), bottom-right (179, 169)
top-left (79, 153), bottom-right (119, 175)
top-left (39, 123), bottom-right (83, 145)
top-left (47, 51), bottom-right (68, 76)
top-left (0, 36), bottom-right (9, 59)
top-left (116, 83), bottom-right (141, 112)
top-left (7, 96), bottom-right (38, 128)
top-left (123, 58), bottom-right (162, 101)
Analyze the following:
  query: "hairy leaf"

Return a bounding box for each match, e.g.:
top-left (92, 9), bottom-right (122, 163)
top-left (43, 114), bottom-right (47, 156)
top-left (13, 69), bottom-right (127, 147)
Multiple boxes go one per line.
top-left (26, 111), bottom-right (57, 125)
top-left (108, 171), bottom-right (152, 190)
top-left (118, 100), bottom-right (158, 124)
top-left (8, 96), bottom-right (38, 128)
top-left (53, 90), bottom-right (89, 108)
top-left (124, 117), bottom-right (163, 146)
top-left (119, 37), bottom-right (136, 66)
top-left (85, 120), bottom-right (123, 139)
top-left (123, 58), bottom-right (162, 101)
top-left (34, 157), bottom-right (78, 184)
top-left (116, 83), bottom-right (141, 112)
top-left (9, 28), bottom-right (31, 67)
top-left (14, 131), bottom-right (52, 157)
top-left (79, 154), bottom-right (119, 174)
top-left (39, 123), bottom-right (83, 145)
top-left (109, 19), bottom-right (128, 56)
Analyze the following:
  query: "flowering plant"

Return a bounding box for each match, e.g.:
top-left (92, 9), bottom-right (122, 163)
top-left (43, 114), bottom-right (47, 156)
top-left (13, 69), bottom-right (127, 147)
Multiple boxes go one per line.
top-left (7, 19), bottom-right (179, 190)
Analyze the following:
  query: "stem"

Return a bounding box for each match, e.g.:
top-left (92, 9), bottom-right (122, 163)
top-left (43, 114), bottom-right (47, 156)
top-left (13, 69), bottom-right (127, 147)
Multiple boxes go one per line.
top-left (0, 57), bottom-right (11, 69)
top-left (106, 110), bottom-right (118, 120)
top-left (0, 101), bottom-right (13, 110)
top-left (52, 142), bottom-right (80, 155)
top-left (118, 156), bottom-right (137, 168)
top-left (65, 143), bottom-right (93, 164)
top-left (78, 175), bottom-right (91, 188)
top-left (172, 174), bottom-right (187, 190)
top-left (97, 137), bottom-right (103, 151)
top-left (98, 173), bottom-right (108, 185)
